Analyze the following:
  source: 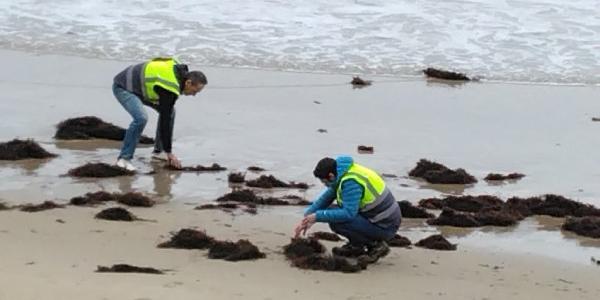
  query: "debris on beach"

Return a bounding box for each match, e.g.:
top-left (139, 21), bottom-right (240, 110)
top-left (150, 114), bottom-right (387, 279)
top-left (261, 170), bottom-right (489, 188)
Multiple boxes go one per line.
top-left (207, 239), bottom-right (266, 261)
top-left (166, 163), bottom-right (226, 172)
top-left (409, 159), bottom-right (477, 184)
top-left (195, 202), bottom-right (257, 215)
top-left (284, 238), bottom-right (326, 258)
top-left (116, 192), bottom-right (155, 207)
top-left (70, 191), bottom-right (116, 206)
top-left (562, 217), bottom-right (600, 239)
top-left (96, 264), bottom-right (164, 274)
top-left (398, 200), bottom-right (435, 218)
top-left (474, 207), bottom-right (520, 226)
top-left (68, 163), bottom-right (135, 178)
top-left (484, 173), bottom-right (525, 181)
top-left (388, 234), bottom-right (412, 248)
top-left (95, 207), bottom-right (137, 222)
top-left (216, 189), bottom-right (261, 203)
top-left (418, 198), bottom-right (445, 210)
top-left (228, 172), bottom-right (245, 183)
top-left (283, 238), bottom-right (364, 273)
top-left (280, 195), bottom-right (312, 206)
top-left (55, 116), bottom-right (154, 144)
top-left (70, 191), bottom-right (154, 207)
top-left (419, 194), bottom-right (600, 228)
top-left (506, 194), bottom-right (600, 218)
top-left (0, 139), bottom-right (57, 160)
top-left (427, 208), bottom-right (480, 227)
top-left (381, 173), bottom-right (398, 178)
top-left (310, 231), bottom-right (344, 242)
top-left (415, 234), bottom-right (457, 251)
top-left (317, 128), bottom-right (328, 133)
top-left (357, 145), bottom-right (374, 154)
top-left (247, 166), bottom-right (265, 172)
top-left (591, 117), bottom-right (600, 122)
top-left (591, 257), bottom-right (600, 265)
top-left (19, 201), bottom-right (65, 212)
top-left (418, 195), bottom-right (504, 213)
top-left (158, 229), bottom-right (215, 249)
top-left (350, 76), bottom-right (372, 87)
top-left (427, 207), bottom-right (518, 227)
top-left (423, 68), bottom-right (470, 81)
top-left (159, 229), bottom-right (265, 261)
top-left (245, 175), bottom-right (308, 189)
top-left (215, 189), bottom-right (309, 206)
top-left (0, 202), bottom-right (11, 210)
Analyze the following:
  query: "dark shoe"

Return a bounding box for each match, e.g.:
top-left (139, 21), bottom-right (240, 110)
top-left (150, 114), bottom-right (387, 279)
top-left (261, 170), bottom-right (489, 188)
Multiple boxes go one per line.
top-left (332, 243), bottom-right (366, 258)
top-left (357, 241), bottom-right (390, 264)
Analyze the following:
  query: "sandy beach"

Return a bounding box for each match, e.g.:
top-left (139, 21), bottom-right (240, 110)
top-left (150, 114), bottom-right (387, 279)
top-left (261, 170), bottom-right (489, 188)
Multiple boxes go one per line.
top-left (1, 50), bottom-right (600, 300)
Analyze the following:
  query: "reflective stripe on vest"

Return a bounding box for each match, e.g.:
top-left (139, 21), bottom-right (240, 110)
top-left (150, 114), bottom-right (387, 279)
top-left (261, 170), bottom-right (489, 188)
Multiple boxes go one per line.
top-left (143, 57), bottom-right (181, 103)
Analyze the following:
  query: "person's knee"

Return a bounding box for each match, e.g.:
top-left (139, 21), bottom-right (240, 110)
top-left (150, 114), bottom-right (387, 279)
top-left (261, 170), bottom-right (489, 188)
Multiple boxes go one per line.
top-left (134, 113), bottom-right (148, 127)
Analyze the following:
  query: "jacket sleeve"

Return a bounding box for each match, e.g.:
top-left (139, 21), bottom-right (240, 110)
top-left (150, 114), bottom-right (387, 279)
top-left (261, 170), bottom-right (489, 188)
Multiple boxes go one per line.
top-left (154, 86), bottom-right (177, 153)
top-left (315, 179), bottom-right (363, 223)
top-left (304, 187), bottom-right (335, 216)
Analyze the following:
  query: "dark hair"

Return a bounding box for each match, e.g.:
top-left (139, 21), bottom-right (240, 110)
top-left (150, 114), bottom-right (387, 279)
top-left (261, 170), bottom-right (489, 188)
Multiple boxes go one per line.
top-left (184, 71), bottom-right (207, 85)
top-left (313, 157), bottom-right (337, 179)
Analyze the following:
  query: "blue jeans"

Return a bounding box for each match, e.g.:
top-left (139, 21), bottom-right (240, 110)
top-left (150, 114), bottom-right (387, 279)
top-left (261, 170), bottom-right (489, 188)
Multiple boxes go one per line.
top-left (329, 215), bottom-right (399, 247)
top-left (113, 84), bottom-right (176, 158)
top-left (113, 84), bottom-right (148, 160)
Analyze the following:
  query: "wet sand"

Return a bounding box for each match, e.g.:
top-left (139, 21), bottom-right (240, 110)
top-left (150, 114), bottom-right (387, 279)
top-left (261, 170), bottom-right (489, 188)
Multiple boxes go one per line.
top-left (1, 50), bottom-right (600, 299)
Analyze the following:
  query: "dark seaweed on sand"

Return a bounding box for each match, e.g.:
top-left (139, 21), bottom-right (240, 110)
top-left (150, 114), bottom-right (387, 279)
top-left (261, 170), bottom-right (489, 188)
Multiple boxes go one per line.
top-left (95, 207), bottom-right (136, 222)
top-left (246, 175), bottom-right (308, 189)
top-left (68, 163), bottom-right (134, 178)
top-left (409, 159), bottom-right (476, 184)
top-left (55, 116), bottom-right (154, 144)
top-left (19, 201), bottom-right (65, 212)
top-left (0, 139), bottom-right (57, 160)
top-left (415, 234), bottom-right (456, 251)
top-left (96, 264), bottom-right (164, 274)
top-left (423, 68), bottom-right (470, 81)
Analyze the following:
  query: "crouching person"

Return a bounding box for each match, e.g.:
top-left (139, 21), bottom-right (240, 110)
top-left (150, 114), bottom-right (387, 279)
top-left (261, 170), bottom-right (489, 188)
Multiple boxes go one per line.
top-left (294, 155), bottom-right (401, 263)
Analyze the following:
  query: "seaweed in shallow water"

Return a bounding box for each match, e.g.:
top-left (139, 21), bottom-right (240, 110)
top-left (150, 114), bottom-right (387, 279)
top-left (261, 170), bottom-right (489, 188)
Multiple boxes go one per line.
top-left (166, 163), bottom-right (226, 172)
top-left (55, 116), bottom-right (154, 144)
top-left (246, 175), bottom-right (308, 189)
top-left (68, 163), bottom-right (134, 178)
top-left (0, 139), bottom-right (57, 160)
top-left (423, 68), bottom-right (470, 81)
top-left (398, 201), bottom-right (434, 219)
top-left (562, 217), bottom-right (600, 239)
top-left (409, 159), bottom-right (477, 184)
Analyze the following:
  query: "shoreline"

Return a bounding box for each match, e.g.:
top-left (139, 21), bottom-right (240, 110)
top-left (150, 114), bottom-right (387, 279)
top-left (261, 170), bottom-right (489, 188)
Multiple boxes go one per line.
top-left (3, 48), bottom-right (600, 88)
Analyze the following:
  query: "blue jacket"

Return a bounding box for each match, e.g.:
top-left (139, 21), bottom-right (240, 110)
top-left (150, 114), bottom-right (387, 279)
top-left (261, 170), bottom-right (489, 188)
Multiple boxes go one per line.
top-left (304, 156), bottom-right (364, 223)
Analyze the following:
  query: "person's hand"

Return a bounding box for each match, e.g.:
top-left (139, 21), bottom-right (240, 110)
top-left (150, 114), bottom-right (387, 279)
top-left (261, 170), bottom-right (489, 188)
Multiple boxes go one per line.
top-left (294, 221), bottom-right (306, 238)
top-left (166, 153), bottom-right (181, 169)
top-left (293, 214), bottom-right (317, 238)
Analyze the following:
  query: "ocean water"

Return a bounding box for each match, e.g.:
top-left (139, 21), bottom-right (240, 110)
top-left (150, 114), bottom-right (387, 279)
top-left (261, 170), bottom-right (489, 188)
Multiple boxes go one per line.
top-left (0, 0), bottom-right (599, 84)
